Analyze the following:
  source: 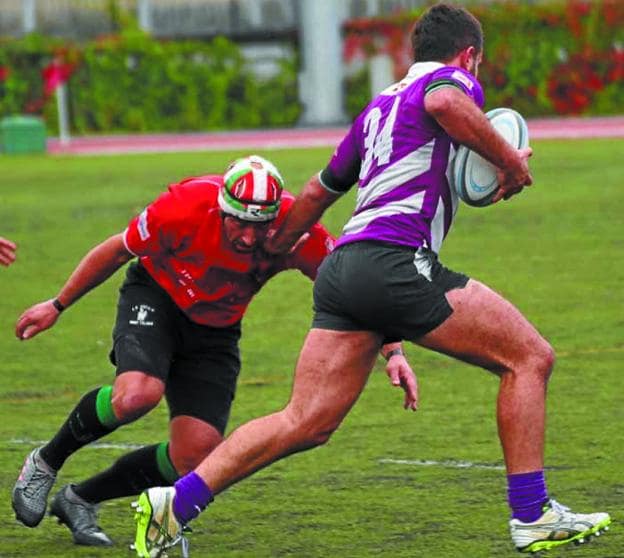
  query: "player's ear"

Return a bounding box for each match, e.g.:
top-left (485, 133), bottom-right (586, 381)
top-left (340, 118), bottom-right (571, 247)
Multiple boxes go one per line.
top-left (459, 46), bottom-right (476, 72)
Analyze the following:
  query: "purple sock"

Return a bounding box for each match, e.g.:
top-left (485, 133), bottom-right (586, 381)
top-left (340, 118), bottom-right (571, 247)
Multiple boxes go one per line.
top-left (173, 472), bottom-right (214, 525)
top-left (507, 470), bottom-right (549, 523)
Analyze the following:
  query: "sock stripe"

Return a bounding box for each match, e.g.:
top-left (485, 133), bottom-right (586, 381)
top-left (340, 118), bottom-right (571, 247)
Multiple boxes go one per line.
top-left (156, 442), bottom-right (179, 484)
top-left (95, 385), bottom-right (119, 428)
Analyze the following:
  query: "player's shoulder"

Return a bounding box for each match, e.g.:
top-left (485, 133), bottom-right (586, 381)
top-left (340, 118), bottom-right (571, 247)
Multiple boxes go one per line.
top-left (171, 174), bottom-right (222, 194)
top-left (167, 174), bottom-right (222, 206)
top-left (427, 65), bottom-right (481, 92)
top-left (423, 65), bottom-right (484, 107)
top-left (150, 175), bottom-right (221, 226)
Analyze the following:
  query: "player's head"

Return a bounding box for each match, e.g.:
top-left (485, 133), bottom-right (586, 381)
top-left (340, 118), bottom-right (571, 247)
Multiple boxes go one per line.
top-left (411, 3), bottom-right (483, 74)
top-left (219, 155), bottom-right (284, 223)
top-left (219, 155), bottom-right (284, 252)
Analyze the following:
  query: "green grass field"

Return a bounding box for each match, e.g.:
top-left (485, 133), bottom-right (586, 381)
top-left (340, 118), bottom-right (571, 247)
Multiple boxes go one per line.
top-left (0, 140), bottom-right (622, 557)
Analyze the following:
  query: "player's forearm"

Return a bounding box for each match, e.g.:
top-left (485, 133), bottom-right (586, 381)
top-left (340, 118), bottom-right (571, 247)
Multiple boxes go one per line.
top-left (56, 233), bottom-right (133, 309)
top-left (426, 88), bottom-right (520, 169)
top-left (269, 176), bottom-right (339, 254)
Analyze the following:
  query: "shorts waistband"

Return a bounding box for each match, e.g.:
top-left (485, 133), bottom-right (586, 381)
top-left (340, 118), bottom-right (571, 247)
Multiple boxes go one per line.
top-left (336, 240), bottom-right (436, 255)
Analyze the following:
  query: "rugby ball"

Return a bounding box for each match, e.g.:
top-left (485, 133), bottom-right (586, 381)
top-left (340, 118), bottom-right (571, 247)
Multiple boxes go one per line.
top-left (452, 107), bottom-right (529, 207)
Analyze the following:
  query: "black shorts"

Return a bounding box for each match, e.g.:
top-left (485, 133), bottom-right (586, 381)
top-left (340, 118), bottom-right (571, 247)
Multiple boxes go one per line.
top-left (312, 242), bottom-right (469, 342)
top-left (110, 262), bottom-right (241, 433)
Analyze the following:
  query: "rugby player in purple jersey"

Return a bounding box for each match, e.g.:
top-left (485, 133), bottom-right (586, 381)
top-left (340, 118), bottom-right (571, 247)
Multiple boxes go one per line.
top-left (132, 4), bottom-right (610, 555)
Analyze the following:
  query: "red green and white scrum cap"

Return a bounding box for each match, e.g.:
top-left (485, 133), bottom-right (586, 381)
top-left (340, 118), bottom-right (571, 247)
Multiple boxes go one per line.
top-left (219, 155), bottom-right (284, 222)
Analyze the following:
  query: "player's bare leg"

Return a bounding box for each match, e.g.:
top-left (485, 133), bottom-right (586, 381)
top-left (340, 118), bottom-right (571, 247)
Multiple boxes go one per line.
top-left (418, 278), bottom-right (610, 551)
top-left (417, 279), bottom-right (553, 474)
top-left (168, 416), bottom-right (224, 475)
top-left (111, 371), bottom-right (165, 423)
top-left (196, 329), bottom-right (381, 493)
top-left (131, 330), bottom-right (381, 557)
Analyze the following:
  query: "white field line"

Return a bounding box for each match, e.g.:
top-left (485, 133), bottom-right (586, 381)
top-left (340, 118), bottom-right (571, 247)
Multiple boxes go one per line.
top-left (5, 439), bottom-right (142, 450)
top-left (3, 440), bottom-right (505, 471)
top-left (379, 458), bottom-right (505, 471)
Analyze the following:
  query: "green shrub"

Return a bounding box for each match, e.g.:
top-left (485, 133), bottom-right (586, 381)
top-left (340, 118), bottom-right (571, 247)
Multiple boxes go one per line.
top-left (0, 31), bottom-right (301, 133)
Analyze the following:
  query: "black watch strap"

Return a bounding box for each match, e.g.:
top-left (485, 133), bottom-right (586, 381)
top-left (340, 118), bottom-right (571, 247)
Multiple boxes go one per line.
top-left (384, 348), bottom-right (403, 361)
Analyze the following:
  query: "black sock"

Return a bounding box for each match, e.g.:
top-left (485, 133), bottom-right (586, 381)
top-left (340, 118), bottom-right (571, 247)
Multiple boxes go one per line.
top-left (40, 386), bottom-right (120, 471)
top-left (73, 442), bottom-right (180, 504)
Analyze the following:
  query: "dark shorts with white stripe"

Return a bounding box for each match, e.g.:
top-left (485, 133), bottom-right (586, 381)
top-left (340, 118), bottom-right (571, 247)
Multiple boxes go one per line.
top-left (312, 241), bottom-right (469, 343)
top-left (109, 262), bottom-right (241, 433)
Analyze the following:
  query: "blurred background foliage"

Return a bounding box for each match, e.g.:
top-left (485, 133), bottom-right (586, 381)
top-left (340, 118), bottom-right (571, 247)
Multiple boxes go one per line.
top-left (0, 0), bottom-right (622, 133)
top-left (344, 0), bottom-right (624, 117)
top-left (0, 29), bottom-right (300, 134)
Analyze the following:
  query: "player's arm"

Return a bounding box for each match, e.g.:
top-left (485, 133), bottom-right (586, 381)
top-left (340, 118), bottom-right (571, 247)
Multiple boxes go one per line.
top-left (266, 124), bottom-right (360, 256)
top-left (0, 236), bottom-right (17, 267)
top-left (424, 86), bottom-right (532, 202)
top-left (381, 342), bottom-right (418, 411)
top-left (265, 175), bottom-right (340, 255)
top-left (16, 233), bottom-right (133, 340)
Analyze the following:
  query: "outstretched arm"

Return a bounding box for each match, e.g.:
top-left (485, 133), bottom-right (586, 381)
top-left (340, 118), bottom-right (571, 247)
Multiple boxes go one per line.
top-left (16, 233), bottom-right (133, 340)
top-left (0, 237), bottom-right (17, 267)
top-left (381, 342), bottom-right (419, 411)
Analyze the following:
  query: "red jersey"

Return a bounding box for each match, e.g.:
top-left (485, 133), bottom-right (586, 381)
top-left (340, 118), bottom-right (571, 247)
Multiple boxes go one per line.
top-left (123, 175), bottom-right (334, 327)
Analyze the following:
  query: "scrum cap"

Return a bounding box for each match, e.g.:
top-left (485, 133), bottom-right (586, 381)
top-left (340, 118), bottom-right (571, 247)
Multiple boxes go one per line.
top-left (219, 155), bottom-right (284, 222)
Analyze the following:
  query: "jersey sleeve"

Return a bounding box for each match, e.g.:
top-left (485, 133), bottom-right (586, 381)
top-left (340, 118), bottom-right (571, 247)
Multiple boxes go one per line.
top-left (288, 222), bottom-right (335, 280)
top-left (124, 187), bottom-right (186, 257)
top-left (319, 123), bottom-right (361, 194)
top-left (424, 66), bottom-right (484, 108)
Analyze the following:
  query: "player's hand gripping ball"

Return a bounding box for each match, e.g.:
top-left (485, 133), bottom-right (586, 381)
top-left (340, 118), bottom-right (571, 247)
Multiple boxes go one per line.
top-left (452, 108), bottom-right (529, 207)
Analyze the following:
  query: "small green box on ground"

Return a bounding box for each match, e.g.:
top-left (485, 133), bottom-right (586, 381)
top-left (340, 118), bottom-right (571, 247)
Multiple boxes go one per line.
top-left (0, 115), bottom-right (47, 154)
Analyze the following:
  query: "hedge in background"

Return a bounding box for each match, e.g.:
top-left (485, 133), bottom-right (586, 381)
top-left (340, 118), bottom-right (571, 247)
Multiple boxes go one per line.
top-left (343, 0), bottom-right (624, 118)
top-left (0, 30), bottom-right (300, 134)
top-left (2, 1), bottom-right (623, 134)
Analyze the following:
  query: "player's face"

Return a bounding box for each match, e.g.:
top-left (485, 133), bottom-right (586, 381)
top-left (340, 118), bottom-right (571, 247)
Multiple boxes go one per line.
top-left (223, 215), bottom-right (272, 253)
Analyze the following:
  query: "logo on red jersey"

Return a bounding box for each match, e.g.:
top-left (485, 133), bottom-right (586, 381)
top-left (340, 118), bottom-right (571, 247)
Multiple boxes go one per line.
top-left (138, 209), bottom-right (150, 241)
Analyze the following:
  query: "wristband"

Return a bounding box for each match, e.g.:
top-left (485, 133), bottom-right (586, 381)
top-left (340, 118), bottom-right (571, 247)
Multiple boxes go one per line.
top-left (384, 348), bottom-right (403, 361)
top-left (52, 298), bottom-right (66, 313)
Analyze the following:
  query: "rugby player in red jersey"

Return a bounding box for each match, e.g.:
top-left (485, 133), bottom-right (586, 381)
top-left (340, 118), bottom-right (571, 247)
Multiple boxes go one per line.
top-left (12, 155), bottom-right (417, 547)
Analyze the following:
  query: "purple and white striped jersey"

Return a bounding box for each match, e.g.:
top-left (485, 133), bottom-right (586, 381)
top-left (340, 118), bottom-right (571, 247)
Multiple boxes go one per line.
top-left (320, 62), bottom-right (484, 253)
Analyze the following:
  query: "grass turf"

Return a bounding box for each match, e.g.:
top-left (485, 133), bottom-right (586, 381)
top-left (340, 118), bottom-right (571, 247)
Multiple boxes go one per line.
top-left (0, 139), bottom-right (622, 557)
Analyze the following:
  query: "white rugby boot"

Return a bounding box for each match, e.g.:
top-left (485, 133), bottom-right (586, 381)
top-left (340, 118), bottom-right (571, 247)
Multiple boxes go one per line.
top-left (510, 499), bottom-right (611, 553)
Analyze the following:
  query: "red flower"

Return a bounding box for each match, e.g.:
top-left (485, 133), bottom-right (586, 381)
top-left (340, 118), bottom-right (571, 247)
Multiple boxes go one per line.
top-left (0, 66), bottom-right (9, 81)
top-left (547, 50), bottom-right (609, 114)
top-left (606, 48), bottom-right (624, 83)
top-left (42, 58), bottom-right (75, 96)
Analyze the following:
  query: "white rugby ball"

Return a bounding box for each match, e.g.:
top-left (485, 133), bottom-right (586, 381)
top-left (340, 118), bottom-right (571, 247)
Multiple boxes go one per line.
top-left (452, 107), bottom-right (529, 207)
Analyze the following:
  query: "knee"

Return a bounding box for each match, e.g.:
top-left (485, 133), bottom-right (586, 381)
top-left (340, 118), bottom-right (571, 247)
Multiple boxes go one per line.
top-left (282, 407), bottom-right (340, 450)
top-left (524, 338), bottom-right (556, 382)
top-left (538, 340), bottom-right (556, 380)
top-left (169, 417), bottom-right (224, 475)
top-left (112, 376), bottom-right (164, 422)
